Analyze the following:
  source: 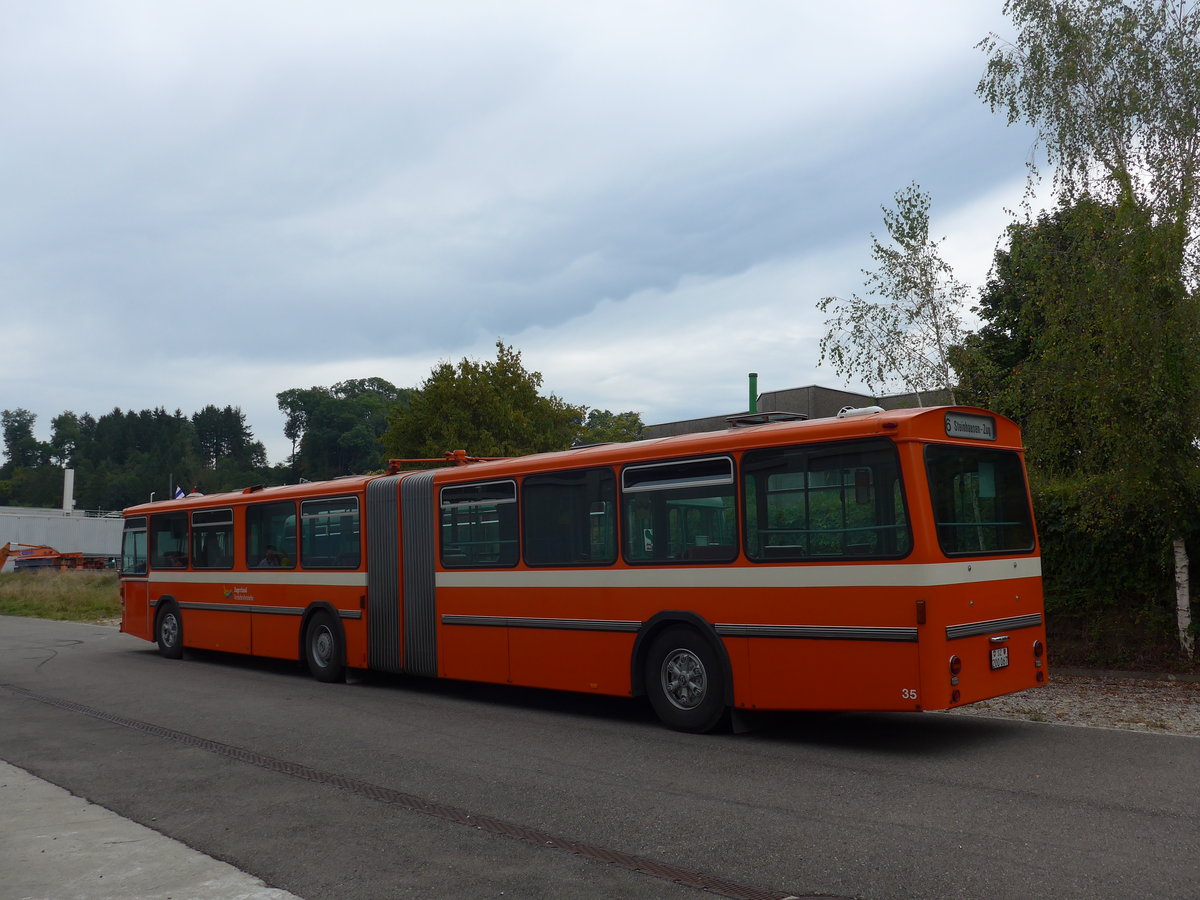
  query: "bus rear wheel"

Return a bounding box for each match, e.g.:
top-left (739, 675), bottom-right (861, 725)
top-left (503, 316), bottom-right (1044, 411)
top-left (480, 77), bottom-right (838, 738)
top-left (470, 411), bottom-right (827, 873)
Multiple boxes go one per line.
top-left (304, 611), bottom-right (345, 683)
top-left (155, 603), bottom-right (184, 660)
top-left (645, 626), bottom-right (727, 733)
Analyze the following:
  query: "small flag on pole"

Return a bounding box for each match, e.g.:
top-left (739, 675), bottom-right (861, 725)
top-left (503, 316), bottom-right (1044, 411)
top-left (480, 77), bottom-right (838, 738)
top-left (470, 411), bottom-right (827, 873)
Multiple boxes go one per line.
top-left (174, 486), bottom-right (185, 499)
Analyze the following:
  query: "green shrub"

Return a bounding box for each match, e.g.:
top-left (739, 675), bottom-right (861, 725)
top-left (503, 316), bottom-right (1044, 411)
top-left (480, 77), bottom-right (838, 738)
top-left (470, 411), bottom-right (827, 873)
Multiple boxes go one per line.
top-left (1033, 478), bottom-right (1193, 669)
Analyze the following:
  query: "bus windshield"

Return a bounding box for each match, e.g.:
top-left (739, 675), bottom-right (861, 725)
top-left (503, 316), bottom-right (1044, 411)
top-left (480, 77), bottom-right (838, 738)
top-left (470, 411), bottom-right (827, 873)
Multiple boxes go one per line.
top-left (925, 445), bottom-right (1035, 556)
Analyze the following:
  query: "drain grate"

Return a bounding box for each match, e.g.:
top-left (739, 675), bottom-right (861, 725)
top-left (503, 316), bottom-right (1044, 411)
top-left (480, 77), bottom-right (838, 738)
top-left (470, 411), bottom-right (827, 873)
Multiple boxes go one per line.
top-left (4, 684), bottom-right (813, 900)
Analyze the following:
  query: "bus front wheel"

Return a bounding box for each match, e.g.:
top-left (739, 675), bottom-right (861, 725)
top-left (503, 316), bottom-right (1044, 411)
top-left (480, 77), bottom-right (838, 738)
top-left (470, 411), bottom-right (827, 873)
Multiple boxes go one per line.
top-left (155, 603), bottom-right (184, 660)
top-left (644, 626), bottom-right (727, 733)
top-left (304, 611), bottom-right (345, 683)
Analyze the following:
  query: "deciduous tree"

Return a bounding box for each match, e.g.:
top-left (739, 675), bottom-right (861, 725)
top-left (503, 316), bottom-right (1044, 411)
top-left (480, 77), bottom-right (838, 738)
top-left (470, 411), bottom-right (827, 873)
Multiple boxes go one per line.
top-left (578, 409), bottom-right (644, 444)
top-left (278, 378), bottom-right (410, 479)
top-left (384, 342), bottom-right (584, 459)
top-left (1, 409), bottom-right (47, 472)
top-left (979, 0), bottom-right (1200, 657)
top-left (953, 196), bottom-right (1200, 658)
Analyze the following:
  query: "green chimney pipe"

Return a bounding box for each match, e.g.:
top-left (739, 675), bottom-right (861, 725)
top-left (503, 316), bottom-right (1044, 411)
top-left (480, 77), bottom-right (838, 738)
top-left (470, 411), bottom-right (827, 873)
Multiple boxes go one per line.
top-left (748, 372), bottom-right (758, 414)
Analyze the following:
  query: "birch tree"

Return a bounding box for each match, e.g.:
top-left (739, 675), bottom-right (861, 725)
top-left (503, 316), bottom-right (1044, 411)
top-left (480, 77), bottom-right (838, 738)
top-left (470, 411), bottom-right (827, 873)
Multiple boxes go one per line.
top-left (818, 183), bottom-right (966, 403)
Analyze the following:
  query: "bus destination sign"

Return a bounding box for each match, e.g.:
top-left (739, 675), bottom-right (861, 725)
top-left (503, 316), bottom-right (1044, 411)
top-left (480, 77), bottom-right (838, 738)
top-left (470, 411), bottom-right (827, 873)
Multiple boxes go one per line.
top-left (944, 412), bottom-right (997, 442)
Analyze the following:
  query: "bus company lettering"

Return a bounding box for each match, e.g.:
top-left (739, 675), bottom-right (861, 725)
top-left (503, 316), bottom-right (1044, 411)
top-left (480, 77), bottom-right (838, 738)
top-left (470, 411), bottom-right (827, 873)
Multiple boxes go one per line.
top-left (223, 586), bottom-right (254, 603)
top-left (944, 413), bottom-right (996, 441)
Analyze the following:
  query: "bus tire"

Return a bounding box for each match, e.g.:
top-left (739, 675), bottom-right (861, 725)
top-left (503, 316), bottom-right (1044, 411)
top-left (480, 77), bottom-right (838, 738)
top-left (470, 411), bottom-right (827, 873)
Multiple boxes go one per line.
top-left (155, 603), bottom-right (184, 660)
top-left (645, 626), bottom-right (727, 733)
top-left (304, 611), bottom-right (345, 683)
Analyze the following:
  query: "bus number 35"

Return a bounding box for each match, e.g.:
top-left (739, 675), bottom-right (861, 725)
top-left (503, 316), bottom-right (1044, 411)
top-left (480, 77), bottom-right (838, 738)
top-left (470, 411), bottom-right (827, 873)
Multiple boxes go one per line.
top-left (901, 688), bottom-right (919, 700)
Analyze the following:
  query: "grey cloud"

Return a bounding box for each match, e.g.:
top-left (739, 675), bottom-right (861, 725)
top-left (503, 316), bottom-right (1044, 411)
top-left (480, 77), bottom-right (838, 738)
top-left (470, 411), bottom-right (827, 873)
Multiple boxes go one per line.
top-left (3, 2), bottom-right (1037, 463)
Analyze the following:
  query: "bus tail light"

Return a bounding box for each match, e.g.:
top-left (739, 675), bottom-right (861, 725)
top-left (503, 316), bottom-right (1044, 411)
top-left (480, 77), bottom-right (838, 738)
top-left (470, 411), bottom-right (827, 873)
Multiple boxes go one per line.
top-left (949, 655), bottom-right (962, 675)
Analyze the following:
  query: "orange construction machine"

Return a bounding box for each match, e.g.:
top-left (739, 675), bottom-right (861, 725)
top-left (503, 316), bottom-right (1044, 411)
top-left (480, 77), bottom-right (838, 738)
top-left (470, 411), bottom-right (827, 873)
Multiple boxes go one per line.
top-left (0, 542), bottom-right (109, 572)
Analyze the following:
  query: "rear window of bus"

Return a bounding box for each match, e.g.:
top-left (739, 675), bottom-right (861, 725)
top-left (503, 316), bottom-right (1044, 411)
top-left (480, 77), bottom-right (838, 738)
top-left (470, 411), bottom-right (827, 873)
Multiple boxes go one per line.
top-left (925, 445), bottom-right (1035, 556)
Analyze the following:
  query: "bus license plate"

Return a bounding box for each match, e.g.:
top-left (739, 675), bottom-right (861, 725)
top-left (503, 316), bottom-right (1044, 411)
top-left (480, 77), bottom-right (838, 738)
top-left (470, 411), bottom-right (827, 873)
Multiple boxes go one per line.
top-left (990, 647), bottom-right (1010, 670)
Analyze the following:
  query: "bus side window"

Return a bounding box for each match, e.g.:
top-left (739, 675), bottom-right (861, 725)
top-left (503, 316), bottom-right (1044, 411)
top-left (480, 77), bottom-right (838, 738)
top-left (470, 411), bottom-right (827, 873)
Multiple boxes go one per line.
top-left (440, 481), bottom-right (518, 568)
top-left (621, 457), bottom-right (736, 564)
top-left (300, 497), bottom-right (360, 569)
top-left (742, 440), bottom-right (910, 561)
top-left (522, 468), bottom-right (616, 567)
top-left (149, 512), bottom-right (189, 569)
top-left (246, 501), bottom-right (296, 569)
top-left (191, 508), bottom-right (234, 569)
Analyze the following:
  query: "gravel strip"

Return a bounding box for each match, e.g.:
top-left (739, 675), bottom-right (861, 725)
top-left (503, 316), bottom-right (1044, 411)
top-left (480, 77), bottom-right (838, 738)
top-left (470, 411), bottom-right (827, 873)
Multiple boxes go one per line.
top-left (944, 672), bottom-right (1200, 735)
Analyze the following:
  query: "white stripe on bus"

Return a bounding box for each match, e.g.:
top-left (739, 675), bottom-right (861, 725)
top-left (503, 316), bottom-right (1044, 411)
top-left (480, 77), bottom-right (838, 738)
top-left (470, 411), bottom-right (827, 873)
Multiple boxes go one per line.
top-left (434, 557), bottom-right (1040, 590)
top-left (144, 557), bottom-right (1041, 591)
top-left (147, 571), bottom-right (368, 587)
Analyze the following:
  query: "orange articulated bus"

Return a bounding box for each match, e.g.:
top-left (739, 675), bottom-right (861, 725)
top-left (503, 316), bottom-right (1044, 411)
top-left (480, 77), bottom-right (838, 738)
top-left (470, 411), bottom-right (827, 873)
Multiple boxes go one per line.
top-left (119, 405), bottom-right (1047, 732)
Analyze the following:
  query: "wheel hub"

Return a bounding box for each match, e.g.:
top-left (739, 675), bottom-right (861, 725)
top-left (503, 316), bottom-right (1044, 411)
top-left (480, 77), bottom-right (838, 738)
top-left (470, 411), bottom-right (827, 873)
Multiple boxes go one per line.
top-left (661, 648), bottom-right (706, 710)
top-left (313, 627), bottom-right (334, 666)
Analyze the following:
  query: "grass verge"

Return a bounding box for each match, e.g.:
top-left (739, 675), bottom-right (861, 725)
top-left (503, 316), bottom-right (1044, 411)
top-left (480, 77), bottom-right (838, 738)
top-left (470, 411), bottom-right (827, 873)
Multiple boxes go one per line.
top-left (0, 571), bottom-right (121, 623)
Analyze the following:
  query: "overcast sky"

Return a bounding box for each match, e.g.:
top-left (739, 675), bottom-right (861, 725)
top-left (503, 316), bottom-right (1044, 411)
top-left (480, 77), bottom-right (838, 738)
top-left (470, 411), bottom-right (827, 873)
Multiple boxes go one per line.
top-left (2, 1), bottom-right (1040, 465)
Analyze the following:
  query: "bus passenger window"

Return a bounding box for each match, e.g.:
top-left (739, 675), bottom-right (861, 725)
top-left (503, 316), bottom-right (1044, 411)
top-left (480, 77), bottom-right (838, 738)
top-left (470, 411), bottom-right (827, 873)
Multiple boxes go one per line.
top-left (440, 481), bottom-right (518, 568)
top-left (523, 468), bottom-right (616, 567)
top-left (246, 501), bottom-right (296, 569)
top-left (742, 440), bottom-right (910, 561)
top-left (149, 512), bottom-right (189, 569)
top-left (621, 457), bottom-right (736, 564)
top-left (191, 508), bottom-right (233, 569)
top-left (300, 497), bottom-right (360, 568)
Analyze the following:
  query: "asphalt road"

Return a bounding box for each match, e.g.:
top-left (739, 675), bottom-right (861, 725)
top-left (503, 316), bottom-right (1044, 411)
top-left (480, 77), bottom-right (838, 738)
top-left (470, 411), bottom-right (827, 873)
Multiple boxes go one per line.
top-left (2, 616), bottom-right (1197, 900)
